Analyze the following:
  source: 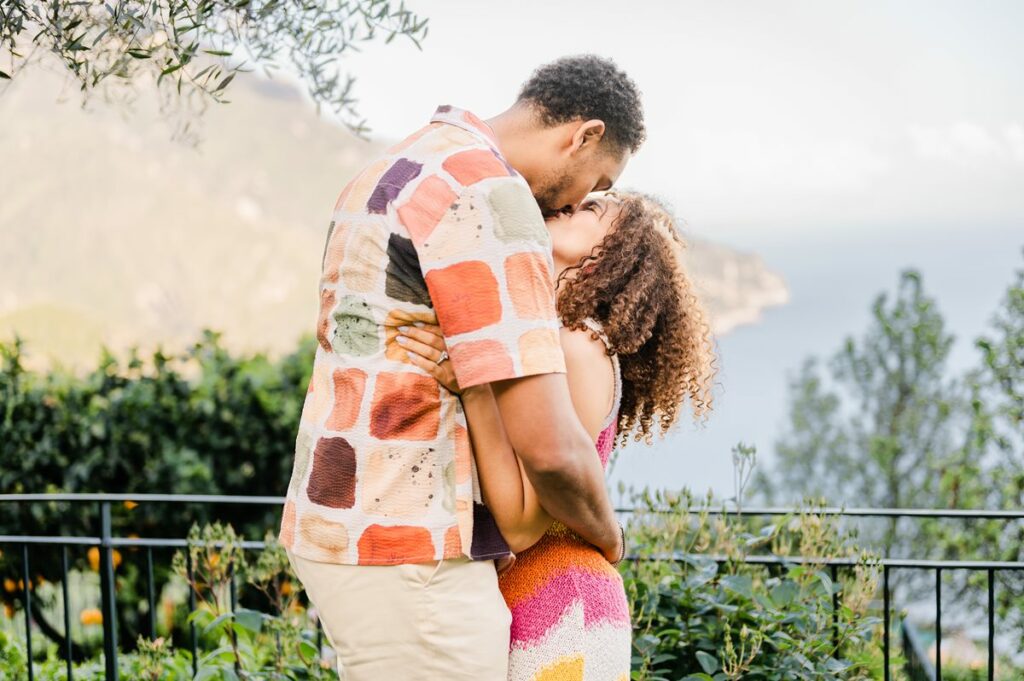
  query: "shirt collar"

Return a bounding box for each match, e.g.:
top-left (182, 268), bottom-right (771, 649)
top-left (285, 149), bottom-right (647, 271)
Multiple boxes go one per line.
top-left (430, 105), bottom-right (502, 151)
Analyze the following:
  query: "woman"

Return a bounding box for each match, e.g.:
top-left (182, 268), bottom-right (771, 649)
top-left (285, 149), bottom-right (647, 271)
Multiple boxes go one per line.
top-left (397, 191), bottom-right (718, 681)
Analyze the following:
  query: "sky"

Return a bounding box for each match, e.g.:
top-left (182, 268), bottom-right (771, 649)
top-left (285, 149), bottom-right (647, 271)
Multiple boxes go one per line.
top-left (301, 0), bottom-right (1024, 244)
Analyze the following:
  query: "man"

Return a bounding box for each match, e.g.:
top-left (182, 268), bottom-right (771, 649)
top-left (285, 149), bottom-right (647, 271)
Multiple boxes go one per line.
top-left (280, 54), bottom-right (645, 680)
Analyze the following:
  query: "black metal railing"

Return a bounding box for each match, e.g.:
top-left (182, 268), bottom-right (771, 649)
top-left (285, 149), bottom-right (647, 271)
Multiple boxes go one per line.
top-left (0, 494), bottom-right (294, 681)
top-left (2, 494), bottom-right (1022, 680)
top-left (619, 503), bottom-right (1024, 681)
top-left (903, 617), bottom-right (938, 681)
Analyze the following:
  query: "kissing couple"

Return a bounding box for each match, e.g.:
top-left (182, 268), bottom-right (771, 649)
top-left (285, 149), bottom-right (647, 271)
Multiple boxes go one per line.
top-left (279, 54), bottom-right (717, 681)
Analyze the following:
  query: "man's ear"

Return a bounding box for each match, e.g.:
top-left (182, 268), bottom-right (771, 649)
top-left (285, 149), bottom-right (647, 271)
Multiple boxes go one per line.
top-left (571, 119), bottom-right (606, 154)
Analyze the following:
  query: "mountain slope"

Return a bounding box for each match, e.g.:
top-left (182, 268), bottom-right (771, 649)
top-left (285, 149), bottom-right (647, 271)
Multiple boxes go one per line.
top-left (0, 60), bottom-right (786, 372)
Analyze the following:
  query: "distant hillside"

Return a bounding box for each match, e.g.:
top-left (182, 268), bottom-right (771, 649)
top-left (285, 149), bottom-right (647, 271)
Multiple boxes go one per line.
top-left (0, 60), bottom-right (786, 372)
top-left (683, 239), bottom-right (789, 336)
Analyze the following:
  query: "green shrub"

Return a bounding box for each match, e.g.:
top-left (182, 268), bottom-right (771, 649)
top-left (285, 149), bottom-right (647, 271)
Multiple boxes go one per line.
top-left (623, 488), bottom-right (883, 680)
top-left (0, 330), bottom-right (316, 655)
top-left (1, 525), bottom-right (330, 680)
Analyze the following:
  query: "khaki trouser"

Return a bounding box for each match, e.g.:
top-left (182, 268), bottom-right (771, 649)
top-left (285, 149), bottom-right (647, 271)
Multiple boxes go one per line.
top-left (287, 549), bottom-right (512, 681)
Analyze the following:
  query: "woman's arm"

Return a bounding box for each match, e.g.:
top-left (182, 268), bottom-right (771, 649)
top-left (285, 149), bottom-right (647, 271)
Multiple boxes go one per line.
top-left (459, 384), bottom-right (552, 552)
top-left (398, 323), bottom-right (549, 552)
top-left (398, 323), bottom-right (615, 553)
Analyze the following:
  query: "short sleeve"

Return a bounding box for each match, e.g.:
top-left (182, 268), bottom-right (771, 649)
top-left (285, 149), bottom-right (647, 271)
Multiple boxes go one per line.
top-left (399, 166), bottom-right (566, 389)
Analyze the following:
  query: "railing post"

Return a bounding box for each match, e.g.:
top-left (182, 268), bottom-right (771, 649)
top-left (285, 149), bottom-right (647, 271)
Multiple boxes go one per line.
top-left (98, 502), bottom-right (119, 680)
top-left (186, 548), bottom-right (198, 678)
top-left (316, 616), bottom-right (323, 662)
top-left (883, 565), bottom-right (890, 681)
top-left (987, 567), bottom-right (995, 681)
top-left (935, 567), bottom-right (942, 680)
top-left (229, 558), bottom-right (240, 676)
top-left (146, 547), bottom-right (156, 639)
top-left (62, 546), bottom-right (73, 681)
top-left (830, 563), bottom-right (839, 652)
top-left (22, 544), bottom-right (34, 681)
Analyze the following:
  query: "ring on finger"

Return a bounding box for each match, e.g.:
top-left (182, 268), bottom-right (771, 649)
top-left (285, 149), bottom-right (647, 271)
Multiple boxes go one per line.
top-left (435, 350), bottom-right (449, 365)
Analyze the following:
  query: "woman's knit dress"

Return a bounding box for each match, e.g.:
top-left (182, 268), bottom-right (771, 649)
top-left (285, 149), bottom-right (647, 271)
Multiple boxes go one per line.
top-left (498, 318), bottom-right (632, 681)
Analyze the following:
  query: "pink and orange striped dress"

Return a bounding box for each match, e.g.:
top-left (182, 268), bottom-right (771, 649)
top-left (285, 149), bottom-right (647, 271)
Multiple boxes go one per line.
top-left (498, 319), bottom-right (632, 681)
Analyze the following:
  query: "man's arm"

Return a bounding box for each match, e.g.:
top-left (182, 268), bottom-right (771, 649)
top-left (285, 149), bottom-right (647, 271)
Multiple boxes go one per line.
top-left (490, 373), bottom-right (622, 562)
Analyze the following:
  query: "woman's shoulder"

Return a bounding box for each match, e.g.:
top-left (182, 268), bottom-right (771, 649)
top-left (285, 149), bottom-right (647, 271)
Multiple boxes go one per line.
top-left (558, 323), bottom-right (610, 358)
top-left (558, 324), bottom-right (616, 441)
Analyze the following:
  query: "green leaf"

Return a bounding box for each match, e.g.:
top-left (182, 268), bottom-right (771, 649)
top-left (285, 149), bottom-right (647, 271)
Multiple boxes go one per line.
top-left (214, 72), bottom-right (236, 92)
top-left (696, 650), bottom-right (720, 674)
top-left (818, 569), bottom-right (837, 595)
top-left (197, 644), bottom-right (235, 666)
top-left (771, 580), bottom-right (799, 607)
top-left (188, 608), bottom-right (214, 628)
top-left (720, 574), bottom-right (753, 599)
top-left (233, 607), bottom-right (263, 635)
top-left (825, 657), bottom-right (850, 672)
top-left (299, 639), bottom-right (318, 659)
top-left (202, 611), bottom-right (232, 636)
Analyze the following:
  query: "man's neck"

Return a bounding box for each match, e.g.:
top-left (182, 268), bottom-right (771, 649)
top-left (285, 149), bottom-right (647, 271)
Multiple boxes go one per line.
top-left (485, 104), bottom-right (544, 186)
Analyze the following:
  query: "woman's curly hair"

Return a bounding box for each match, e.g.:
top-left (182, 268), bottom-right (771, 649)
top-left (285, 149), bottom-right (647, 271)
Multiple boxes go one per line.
top-left (556, 191), bottom-right (718, 446)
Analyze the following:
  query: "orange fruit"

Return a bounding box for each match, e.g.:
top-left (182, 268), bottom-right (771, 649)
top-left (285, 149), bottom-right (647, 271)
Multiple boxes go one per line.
top-left (80, 608), bottom-right (103, 626)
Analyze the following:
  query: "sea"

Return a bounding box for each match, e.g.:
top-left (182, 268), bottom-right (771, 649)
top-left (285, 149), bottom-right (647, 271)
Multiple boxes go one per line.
top-left (607, 220), bottom-right (1024, 505)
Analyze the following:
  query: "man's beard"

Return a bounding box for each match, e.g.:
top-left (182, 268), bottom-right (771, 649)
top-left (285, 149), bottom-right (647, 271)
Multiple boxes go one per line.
top-left (533, 170), bottom-right (573, 218)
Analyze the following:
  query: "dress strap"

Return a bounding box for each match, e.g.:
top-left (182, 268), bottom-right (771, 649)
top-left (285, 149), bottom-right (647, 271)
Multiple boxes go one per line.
top-left (579, 318), bottom-right (622, 431)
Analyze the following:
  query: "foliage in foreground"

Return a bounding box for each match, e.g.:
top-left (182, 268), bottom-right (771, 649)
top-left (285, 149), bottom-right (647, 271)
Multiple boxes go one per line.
top-left (0, 496), bottom-right (892, 681)
top-left (0, 0), bottom-right (429, 141)
top-left (1, 524), bottom-right (331, 680)
top-left (623, 487), bottom-right (884, 681)
top-left (0, 329), bottom-right (316, 643)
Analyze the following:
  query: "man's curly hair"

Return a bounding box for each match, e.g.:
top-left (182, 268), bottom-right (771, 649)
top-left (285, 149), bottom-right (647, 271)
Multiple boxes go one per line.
top-left (518, 55), bottom-right (646, 155)
top-left (556, 192), bottom-right (718, 446)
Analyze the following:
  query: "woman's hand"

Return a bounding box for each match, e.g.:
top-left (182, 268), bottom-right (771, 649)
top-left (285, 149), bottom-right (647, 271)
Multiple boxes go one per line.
top-left (397, 323), bottom-right (461, 395)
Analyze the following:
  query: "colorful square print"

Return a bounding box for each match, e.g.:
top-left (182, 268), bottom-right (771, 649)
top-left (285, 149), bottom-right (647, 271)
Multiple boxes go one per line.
top-left (341, 223), bottom-right (387, 293)
top-left (398, 175), bottom-right (458, 246)
top-left (424, 260), bottom-right (502, 336)
top-left (357, 524), bottom-right (435, 564)
top-left (369, 372), bottom-right (441, 441)
top-left (447, 338), bottom-right (515, 388)
top-left (298, 512), bottom-right (350, 562)
top-left (416, 196), bottom-right (487, 265)
top-left (361, 445), bottom-right (442, 518)
top-left (324, 368), bottom-right (367, 432)
top-left (442, 148), bottom-right (508, 186)
top-left (519, 328), bottom-right (565, 375)
top-left (306, 436), bottom-right (357, 509)
top-left (504, 252), bottom-right (557, 319)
